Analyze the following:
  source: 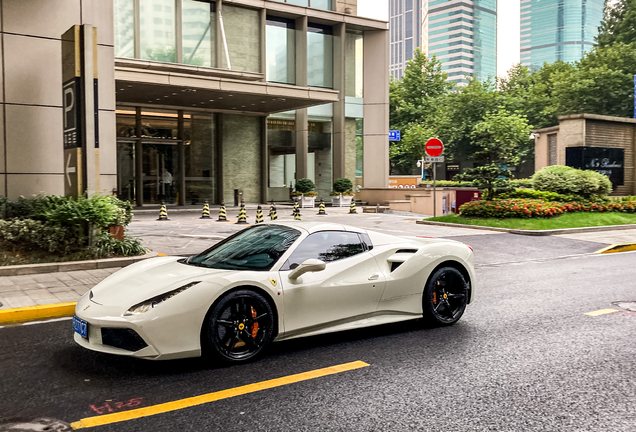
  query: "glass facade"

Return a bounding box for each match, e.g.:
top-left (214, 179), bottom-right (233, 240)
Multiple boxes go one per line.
top-left (520, 0), bottom-right (605, 70)
top-left (307, 104), bottom-right (333, 199)
top-left (114, 0), bottom-right (135, 58)
top-left (345, 31), bottom-right (363, 98)
top-left (307, 24), bottom-right (333, 88)
top-left (271, 0), bottom-right (332, 11)
top-left (266, 16), bottom-right (296, 85)
top-left (390, 0), bottom-right (423, 79)
top-left (181, 0), bottom-right (216, 67)
top-left (139, 0), bottom-right (177, 63)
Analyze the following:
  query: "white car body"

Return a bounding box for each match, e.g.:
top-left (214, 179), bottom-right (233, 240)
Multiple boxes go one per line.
top-left (74, 222), bottom-right (475, 360)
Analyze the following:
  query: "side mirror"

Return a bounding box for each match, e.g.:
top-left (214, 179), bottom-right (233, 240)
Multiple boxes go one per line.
top-left (288, 259), bottom-right (326, 280)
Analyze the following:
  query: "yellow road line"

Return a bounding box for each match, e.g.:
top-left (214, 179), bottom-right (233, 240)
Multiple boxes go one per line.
top-left (584, 308), bottom-right (619, 316)
top-left (0, 302), bottom-right (76, 325)
top-left (71, 360), bottom-right (369, 429)
top-left (595, 243), bottom-right (636, 254)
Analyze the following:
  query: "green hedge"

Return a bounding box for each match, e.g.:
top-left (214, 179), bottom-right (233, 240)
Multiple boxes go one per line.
top-left (459, 198), bottom-right (636, 219)
top-left (531, 165), bottom-right (612, 198)
top-left (421, 179), bottom-right (533, 188)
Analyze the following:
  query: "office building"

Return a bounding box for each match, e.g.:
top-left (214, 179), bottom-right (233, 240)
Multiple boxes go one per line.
top-left (0, 0), bottom-right (389, 205)
top-left (520, 0), bottom-right (605, 70)
top-left (389, 0), bottom-right (497, 85)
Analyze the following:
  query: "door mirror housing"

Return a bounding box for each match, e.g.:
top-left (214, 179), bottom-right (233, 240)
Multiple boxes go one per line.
top-left (288, 259), bottom-right (326, 280)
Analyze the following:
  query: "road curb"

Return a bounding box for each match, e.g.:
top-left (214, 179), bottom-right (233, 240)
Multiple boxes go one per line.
top-left (416, 220), bottom-right (636, 236)
top-left (595, 243), bottom-right (636, 254)
top-left (0, 251), bottom-right (159, 277)
top-left (0, 302), bottom-right (76, 325)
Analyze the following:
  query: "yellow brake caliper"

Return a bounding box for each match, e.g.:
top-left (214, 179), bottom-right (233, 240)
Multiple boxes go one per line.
top-left (251, 306), bottom-right (259, 339)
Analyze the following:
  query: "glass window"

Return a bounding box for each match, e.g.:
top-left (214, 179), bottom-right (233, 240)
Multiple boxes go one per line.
top-left (308, 104), bottom-right (333, 199)
top-left (281, 231), bottom-right (366, 270)
top-left (140, 0), bottom-right (176, 62)
top-left (266, 16), bottom-right (296, 84)
top-left (184, 113), bottom-right (216, 204)
top-left (188, 225), bottom-right (302, 271)
top-left (221, 4), bottom-right (261, 72)
top-left (355, 118), bottom-right (363, 180)
top-left (114, 0), bottom-right (135, 58)
top-left (287, 0), bottom-right (309, 5)
top-left (307, 24), bottom-right (333, 88)
top-left (310, 0), bottom-right (331, 10)
top-left (181, 0), bottom-right (215, 67)
top-left (345, 32), bottom-right (363, 98)
top-left (267, 113), bottom-right (296, 193)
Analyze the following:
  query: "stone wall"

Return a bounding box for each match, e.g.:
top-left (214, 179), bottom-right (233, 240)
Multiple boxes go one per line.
top-left (344, 118), bottom-right (357, 187)
top-left (222, 115), bottom-right (261, 203)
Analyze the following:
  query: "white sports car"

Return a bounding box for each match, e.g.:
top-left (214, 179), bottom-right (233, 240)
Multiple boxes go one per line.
top-left (73, 222), bottom-right (475, 363)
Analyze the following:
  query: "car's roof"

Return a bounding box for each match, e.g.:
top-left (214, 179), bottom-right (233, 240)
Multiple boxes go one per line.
top-left (265, 221), bottom-right (367, 235)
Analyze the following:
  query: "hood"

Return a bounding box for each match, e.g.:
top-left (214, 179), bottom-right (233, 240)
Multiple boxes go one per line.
top-left (90, 256), bottom-right (230, 307)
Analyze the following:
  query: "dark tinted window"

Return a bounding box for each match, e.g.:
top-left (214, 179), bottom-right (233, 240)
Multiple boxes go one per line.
top-left (186, 225), bottom-right (301, 271)
top-left (281, 231), bottom-right (365, 270)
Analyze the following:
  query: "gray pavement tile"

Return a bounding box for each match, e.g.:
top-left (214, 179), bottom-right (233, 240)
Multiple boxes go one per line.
top-left (3, 296), bottom-right (36, 308)
top-left (54, 292), bottom-right (81, 302)
top-left (63, 280), bottom-right (84, 287)
top-left (0, 278), bottom-right (16, 287)
top-left (0, 298), bottom-right (9, 309)
top-left (54, 273), bottom-right (76, 281)
top-left (71, 286), bottom-right (91, 295)
top-left (26, 289), bottom-right (57, 299)
top-left (7, 275), bottom-right (37, 285)
top-left (20, 284), bottom-right (46, 291)
top-left (1, 290), bottom-right (30, 298)
top-left (38, 281), bottom-right (67, 289)
top-left (66, 270), bottom-right (95, 281)
top-left (35, 298), bottom-right (62, 305)
top-left (81, 277), bottom-right (104, 286)
top-left (86, 269), bottom-right (115, 278)
top-left (31, 273), bottom-right (60, 283)
top-left (48, 287), bottom-right (77, 293)
top-left (0, 285), bottom-right (20, 293)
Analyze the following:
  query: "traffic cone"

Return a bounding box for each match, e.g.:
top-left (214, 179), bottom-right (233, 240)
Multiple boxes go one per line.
top-left (217, 202), bottom-right (227, 222)
top-left (270, 204), bottom-right (278, 221)
top-left (349, 199), bottom-right (357, 214)
top-left (236, 201), bottom-right (248, 224)
top-left (200, 201), bottom-right (211, 219)
top-left (291, 198), bottom-right (299, 215)
top-left (157, 202), bottom-right (169, 220)
top-left (255, 205), bottom-right (264, 224)
top-left (294, 206), bottom-right (301, 221)
top-left (317, 199), bottom-right (327, 215)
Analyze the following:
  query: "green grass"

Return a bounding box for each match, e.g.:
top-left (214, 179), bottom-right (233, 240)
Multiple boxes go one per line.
top-left (426, 212), bottom-right (636, 230)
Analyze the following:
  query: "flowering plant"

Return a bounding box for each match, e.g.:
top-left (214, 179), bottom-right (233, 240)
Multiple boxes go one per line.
top-left (459, 199), bottom-right (636, 218)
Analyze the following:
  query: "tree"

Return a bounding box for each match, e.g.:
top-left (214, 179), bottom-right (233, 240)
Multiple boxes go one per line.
top-left (597, 0), bottom-right (636, 47)
top-left (456, 110), bottom-right (532, 200)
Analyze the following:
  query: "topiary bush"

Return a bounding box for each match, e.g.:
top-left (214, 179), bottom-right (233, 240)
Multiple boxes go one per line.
top-left (295, 178), bottom-right (315, 194)
top-left (531, 165), bottom-right (612, 198)
top-left (333, 178), bottom-right (353, 193)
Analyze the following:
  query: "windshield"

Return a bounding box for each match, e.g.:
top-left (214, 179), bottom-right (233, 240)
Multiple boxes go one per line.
top-left (186, 225), bottom-right (301, 271)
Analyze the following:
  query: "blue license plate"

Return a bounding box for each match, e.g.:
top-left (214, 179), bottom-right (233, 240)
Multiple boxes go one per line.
top-left (72, 315), bottom-right (88, 339)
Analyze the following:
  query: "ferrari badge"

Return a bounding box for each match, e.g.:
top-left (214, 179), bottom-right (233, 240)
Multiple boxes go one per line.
top-left (269, 277), bottom-right (277, 287)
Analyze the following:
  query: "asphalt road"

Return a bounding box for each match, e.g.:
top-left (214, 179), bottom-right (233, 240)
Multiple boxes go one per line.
top-left (1, 245), bottom-right (634, 430)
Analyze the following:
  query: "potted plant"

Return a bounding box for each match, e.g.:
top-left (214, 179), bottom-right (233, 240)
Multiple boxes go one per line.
top-left (293, 178), bottom-right (317, 208)
top-left (330, 178), bottom-right (355, 207)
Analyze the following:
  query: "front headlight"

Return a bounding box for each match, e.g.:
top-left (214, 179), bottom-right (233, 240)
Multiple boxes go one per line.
top-left (124, 281), bottom-right (201, 316)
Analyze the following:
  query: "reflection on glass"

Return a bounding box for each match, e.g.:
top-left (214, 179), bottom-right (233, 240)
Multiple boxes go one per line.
top-left (117, 142), bottom-right (136, 202)
top-left (287, 0), bottom-right (309, 6)
top-left (114, 0), bottom-right (135, 58)
top-left (267, 115), bottom-right (296, 193)
top-left (184, 114), bottom-right (216, 204)
top-left (266, 17), bottom-right (295, 84)
top-left (310, 0), bottom-right (332, 11)
top-left (308, 104), bottom-right (333, 199)
top-left (282, 231), bottom-right (364, 270)
top-left (182, 0), bottom-right (215, 67)
top-left (140, 0), bottom-right (176, 63)
top-left (307, 24), bottom-right (333, 88)
top-left (345, 32), bottom-right (363, 98)
top-left (355, 118), bottom-right (363, 179)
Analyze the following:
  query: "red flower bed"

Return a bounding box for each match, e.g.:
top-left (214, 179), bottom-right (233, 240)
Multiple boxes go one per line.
top-left (459, 199), bottom-right (636, 218)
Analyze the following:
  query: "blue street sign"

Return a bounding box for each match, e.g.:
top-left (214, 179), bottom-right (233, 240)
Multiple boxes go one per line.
top-left (389, 130), bottom-right (401, 141)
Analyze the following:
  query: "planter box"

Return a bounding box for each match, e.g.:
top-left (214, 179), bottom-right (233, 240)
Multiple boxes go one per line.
top-left (331, 195), bottom-right (354, 207)
top-left (300, 195), bottom-right (316, 208)
top-left (109, 225), bottom-right (124, 240)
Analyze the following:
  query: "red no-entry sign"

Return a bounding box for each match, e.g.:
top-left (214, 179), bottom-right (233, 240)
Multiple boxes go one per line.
top-left (425, 138), bottom-right (444, 157)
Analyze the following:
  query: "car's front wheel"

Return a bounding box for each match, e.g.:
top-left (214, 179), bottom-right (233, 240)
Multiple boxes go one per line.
top-left (422, 266), bottom-right (468, 326)
top-left (203, 289), bottom-right (275, 364)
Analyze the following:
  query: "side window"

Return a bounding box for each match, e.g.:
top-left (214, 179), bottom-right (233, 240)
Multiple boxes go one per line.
top-left (281, 231), bottom-right (365, 270)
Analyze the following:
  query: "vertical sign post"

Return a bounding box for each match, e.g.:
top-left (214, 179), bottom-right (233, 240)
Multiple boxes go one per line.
top-left (425, 139), bottom-right (445, 217)
top-left (61, 25), bottom-right (99, 198)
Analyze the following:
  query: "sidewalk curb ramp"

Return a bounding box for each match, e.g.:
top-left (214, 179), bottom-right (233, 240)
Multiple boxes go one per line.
top-left (416, 220), bottom-right (636, 236)
top-left (0, 251), bottom-right (159, 277)
top-left (595, 243), bottom-right (636, 254)
top-left (0, 302), bottom-right (76, 325)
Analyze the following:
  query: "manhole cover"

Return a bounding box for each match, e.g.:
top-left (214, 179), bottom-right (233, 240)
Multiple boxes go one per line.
top-left (612, 301), bottom-right (636, 312)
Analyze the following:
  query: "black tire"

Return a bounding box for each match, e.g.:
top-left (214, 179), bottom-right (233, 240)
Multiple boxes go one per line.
top-left (203, 289), bottom-right (275, 364)
top-left (422, 266), bottom-right (468, 326)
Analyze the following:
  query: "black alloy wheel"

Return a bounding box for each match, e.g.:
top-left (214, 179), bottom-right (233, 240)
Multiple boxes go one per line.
top-left (204, 289), bottom-right (274, 364)
top-left (422, 267), bottom-right (468, 326)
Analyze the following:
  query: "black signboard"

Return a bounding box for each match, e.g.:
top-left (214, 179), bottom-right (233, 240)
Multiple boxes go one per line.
top-left (63, 77), bottom-right (82, 150)
top-left (565, 146), bottom-right (624, 187)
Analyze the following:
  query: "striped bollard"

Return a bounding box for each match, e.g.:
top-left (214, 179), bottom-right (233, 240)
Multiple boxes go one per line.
top-left (317, 199), bottom-right (327, 215)
top-left (217, 202), bottom-right (227, 222)
top-left (157, 202), bottom-right (169, 220)
top-left (349, 199), bottom-right (357, 214)
top-left (236, 201), bottom-right (248, 224)
top-left (255, 205), bottom-right (264, 224)
top-left (200, 201), bottom-right (211, 219)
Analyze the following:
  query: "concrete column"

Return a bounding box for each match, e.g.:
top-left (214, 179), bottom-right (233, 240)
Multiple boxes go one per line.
top-left (332, 23), bottom-right (346, 181)
top-left (177, 111), bottom-right (185, 206)
top-left (82, 25), bottom-right (99, 196)
top-left (362, 29), bottom-right (390, 188)
top-left (216, 114), bottom-right (224, 204)
top-left (260, 9), bottom-right (267, 82)
top-left (295, 16), bottom-right (308, 181)
top-left (135, 107), bottom-right (143, 207)
top-left (216, 0), bottom-right (224, 68)
top-left (261, 117), bottom-right (268, 203)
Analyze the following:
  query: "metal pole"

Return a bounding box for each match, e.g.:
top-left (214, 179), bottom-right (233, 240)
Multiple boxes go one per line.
top-left (421, 155), bottom-right (424, 182)
top-left (433, 162), bottom-right (436, 217)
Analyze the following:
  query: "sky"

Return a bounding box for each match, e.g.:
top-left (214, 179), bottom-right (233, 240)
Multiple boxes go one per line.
top-left (357, 0), bottom-right (522, 78)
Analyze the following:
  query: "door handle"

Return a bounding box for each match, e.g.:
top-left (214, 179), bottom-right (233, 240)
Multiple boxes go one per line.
top-left (368, 274), bottom-right (379, 280)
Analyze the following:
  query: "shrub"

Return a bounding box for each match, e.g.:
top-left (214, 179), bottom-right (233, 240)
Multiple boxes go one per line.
top-left (333, 178), bottom-right (353, 193)
top-left (295, 178), bottom-right (315, 194)
top-left (0, 219), bottom-right (76, 253)
top-left (531, 165), bottom-right (612, 198)
top-left (459, 198), bottom-right (636, 218)
top-left (498, 189), bottom-right (583, 202)
top-left (94, 232), bottom-right (146, 258)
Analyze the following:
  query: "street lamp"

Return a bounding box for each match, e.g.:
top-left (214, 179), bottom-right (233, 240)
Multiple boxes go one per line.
top-left (416, 156), bottom-right (426, 181)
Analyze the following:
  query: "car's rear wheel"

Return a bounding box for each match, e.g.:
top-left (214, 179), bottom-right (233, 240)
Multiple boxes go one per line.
top-left (203, 289), bottom-right (274, 364)
top-left (422, 266), bottom-right (468, 326)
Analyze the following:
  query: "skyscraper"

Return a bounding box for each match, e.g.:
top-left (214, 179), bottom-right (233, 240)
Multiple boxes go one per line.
top-left (389, 0), bottom-right (497, 85)
top-left (520, 0), bottom-right (605, 70)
